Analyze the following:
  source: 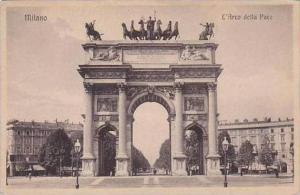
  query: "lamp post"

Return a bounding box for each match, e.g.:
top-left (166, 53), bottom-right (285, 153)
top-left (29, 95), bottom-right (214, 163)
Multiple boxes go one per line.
top-left (74, 139), bottom-right (81, 189)
top-left (222, 137), bottom-right (229, 188)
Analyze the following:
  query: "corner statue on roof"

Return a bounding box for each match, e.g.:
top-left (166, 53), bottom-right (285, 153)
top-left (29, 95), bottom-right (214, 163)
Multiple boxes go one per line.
top-left (85, 20), bottom-right (104, 41)
top-left (199, 23), bottom-right (214, 40)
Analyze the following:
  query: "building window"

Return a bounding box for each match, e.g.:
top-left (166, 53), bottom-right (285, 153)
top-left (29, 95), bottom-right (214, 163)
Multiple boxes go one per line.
top-left (291, 127), bottom-right (294, 132)
top-left (282, 154), bottom-right (285, 158)
top-left (231, 137), bottom-right (237, 145)
top-left (280, 134), bottom-right (285, 142)
top-left (26, 131), bottom-right (30, 135)
top-left (17, 131), bottom-right (21, 135)
top-left (271, 143), bottom-right (275, 150)
top-left (270, 129), bottom-right (274, 133)
top-left (241, 136), bottom-right (247, 143)
top-left (270, 135), bottom-right (275, 141)
top-left (291, 134), bottom-right (294, 141)
top-left (281, 143), bottom-right (286, 152)
top-left (281, 128), bottom-right (284, 133)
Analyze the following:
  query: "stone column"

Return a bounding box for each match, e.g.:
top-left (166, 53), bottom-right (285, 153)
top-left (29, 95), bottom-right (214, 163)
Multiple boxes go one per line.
top-left (81, 83), bottom-right (96, 176)
top-left (173, 82), bottom-right (187, 176)
top-left (206, 82), bottom-right (221, 175)
top-left (116, 83), bottom-right (129, 176)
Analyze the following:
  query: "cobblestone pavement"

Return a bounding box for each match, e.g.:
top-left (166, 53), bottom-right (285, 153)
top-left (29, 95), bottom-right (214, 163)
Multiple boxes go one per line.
top-left (5, 174), bottom-right (293, 189)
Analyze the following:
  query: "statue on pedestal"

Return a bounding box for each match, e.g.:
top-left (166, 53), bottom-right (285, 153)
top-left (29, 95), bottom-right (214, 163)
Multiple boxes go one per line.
top-left (199, 23), bottom-right (214, 40)
top-left (85, 20), bottom-right (103, 41)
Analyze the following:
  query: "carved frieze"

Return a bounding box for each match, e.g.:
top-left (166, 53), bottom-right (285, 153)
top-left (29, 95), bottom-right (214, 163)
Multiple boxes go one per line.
top-left (175, 69), bottom-right (215, 78)
top-left (94, 115), bottom-right (119, 122)
top-left (127, 71), bottom-right (174, 82)
top-left (180, 45), bottom-right (210, 61)
top-left (85, 71), bottom-right (126, 79)
top-left (156, 86), bottom-right (175, 100)
top-left (183, 114), bottom-right (207, 121)
top-left (183, 85), bottom-right (207, 94)
top-left (94, 86), bottom-right (118, 95)
top-left (96, 97), bottom-right (118, 112)
top-left (126, 85), bottom-right (175, 100)
top-left (184, 97), bottom-right (205, 112)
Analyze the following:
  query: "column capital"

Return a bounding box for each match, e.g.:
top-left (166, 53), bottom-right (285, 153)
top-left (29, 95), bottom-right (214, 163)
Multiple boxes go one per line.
top-left (83, 82), bottom-right (93, 93)
top-left (174, 82), bottom-right (184, 91)
top-left (207, 82), bottom-right (217, 91)
top-left (167, 114), bottom-right (176, 122)
top-left (117, 82), bottom-right (127, 92)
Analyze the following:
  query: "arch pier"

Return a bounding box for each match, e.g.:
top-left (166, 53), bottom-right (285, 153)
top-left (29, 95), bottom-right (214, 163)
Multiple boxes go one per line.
top-left (77, 41), bottom-right (222, 176)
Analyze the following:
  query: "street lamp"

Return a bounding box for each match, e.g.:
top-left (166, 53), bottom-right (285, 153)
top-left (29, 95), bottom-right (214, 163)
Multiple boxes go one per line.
top-left (74, 139), bottom-right (81, 189)
top-left (222, 137), bottom-right (229, 188)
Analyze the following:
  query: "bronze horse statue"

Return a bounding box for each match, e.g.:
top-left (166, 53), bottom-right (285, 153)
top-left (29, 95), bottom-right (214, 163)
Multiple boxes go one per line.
top-left (122, 23), bottom-right (132, 40)
top-left (168, 21), bottom-right (179, 40)
top-left (130, 20), bottom-right (140, 40)
top-left (199, 23), bottom-right (214, 40)
top-left (85, 21), bottom-right (102, 41)
top-left (162, 21), bottom-right (172, 40)
top-left (153, 20), bottom-right (162, 40)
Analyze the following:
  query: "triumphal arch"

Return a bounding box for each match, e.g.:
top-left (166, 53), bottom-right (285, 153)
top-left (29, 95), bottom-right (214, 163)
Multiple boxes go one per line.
top-left (78, 38), bottom-right (222, 176)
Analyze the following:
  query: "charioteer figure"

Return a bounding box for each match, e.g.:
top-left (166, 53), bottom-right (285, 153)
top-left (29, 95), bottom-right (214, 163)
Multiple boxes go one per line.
top-left (146, 16), bottom-right (156, 40)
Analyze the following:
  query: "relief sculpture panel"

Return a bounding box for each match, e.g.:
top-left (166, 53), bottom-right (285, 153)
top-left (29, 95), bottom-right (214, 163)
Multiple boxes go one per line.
top-left (96, 97), bottom-right (118, 112)
top-left (184, 97), bottom-right (205, 112)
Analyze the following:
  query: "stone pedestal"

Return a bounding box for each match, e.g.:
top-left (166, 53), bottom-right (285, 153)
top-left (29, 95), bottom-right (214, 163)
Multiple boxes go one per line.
top-left (116, 155), bottom-right (130, 176)
top-left (81, 157), bottom-right (96, 176)
top-left (173, 155), bottom-right (187, 176)
top-left (206, 155), bottom-right (221, 175)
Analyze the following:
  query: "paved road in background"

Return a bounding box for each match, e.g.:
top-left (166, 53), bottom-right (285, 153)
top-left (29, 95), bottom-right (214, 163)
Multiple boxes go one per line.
top-left (6, 174), bottom-right (293, 189)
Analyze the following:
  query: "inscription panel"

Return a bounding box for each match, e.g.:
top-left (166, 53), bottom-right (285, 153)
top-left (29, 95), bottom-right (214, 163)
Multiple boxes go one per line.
top-left (123, 48), bottom-right (179, 64)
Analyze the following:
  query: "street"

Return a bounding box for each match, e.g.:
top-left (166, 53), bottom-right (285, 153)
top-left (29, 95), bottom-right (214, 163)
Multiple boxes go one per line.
top-left (5, 174), bottom-right (293, 189)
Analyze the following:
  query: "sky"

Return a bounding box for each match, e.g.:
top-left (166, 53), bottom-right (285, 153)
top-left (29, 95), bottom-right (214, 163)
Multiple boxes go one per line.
top-left (6, 4), bottom-right (294, 165)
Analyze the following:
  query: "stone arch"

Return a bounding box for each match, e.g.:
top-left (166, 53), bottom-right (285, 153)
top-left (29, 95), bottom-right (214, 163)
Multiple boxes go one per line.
top-left (95, 122), bottom-right (117, 176)
top-left (95, 122), bottom-right (118, 137)
top-left (184, 122), bottom-right (207, 175)
top-left (127, 91), bottom-right (175, 116)
top-left (184, 122), bottom-right (207, 137)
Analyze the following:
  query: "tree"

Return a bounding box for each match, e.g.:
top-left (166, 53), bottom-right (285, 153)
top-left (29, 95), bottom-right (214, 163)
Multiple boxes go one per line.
top-left (259, 135), bottom-right (274, 170)
top-left (218, 131), bottom-right (236, 166)
top-left (132, 146), bottom-right (150, 172)
top-left (154, 139), bottom-right (171, 170)
top-left (185, 131), bottom-right (200, 170)
top-left (237, 140), bottom-right (254, 168)
top-left (39, 129), bottom-right (73, 175)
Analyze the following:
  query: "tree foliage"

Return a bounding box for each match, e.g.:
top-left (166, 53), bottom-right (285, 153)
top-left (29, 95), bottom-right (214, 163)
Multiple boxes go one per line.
top-left (259, 135), bottom-right (274, 168)
top-left (38, 129), bottom-right (73, 175)
top-left (185, 131), bottom-right (201, 169)
top-left (238, 140), bottom-right (254, 167)
top-left (132, 146), bottom-right (151, 170)
top-left (218, 131), bottom-right (236, 165)
top-left (154, 139), bottom-right (171, 170)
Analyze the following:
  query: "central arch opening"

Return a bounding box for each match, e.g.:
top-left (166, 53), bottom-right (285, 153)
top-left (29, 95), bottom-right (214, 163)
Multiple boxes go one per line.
top-left (132, 102), bottom-right (170, 175)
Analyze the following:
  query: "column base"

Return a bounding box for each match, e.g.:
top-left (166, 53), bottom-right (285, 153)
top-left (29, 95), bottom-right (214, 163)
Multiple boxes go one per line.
top-left (206, 154), bottom-right (221, 176)
top-left (81, 156), bottom-right (96, 176)
top-left (172, 154), bottom-right (187, 176)
top-left (115, 155), bottom-right (129, 176)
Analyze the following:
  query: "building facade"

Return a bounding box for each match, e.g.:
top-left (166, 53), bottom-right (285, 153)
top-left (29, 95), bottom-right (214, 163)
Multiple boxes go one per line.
top-left (218, 117), bottom-right (294, 173)
top-left (7, 120), bottom-right (83, 176)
